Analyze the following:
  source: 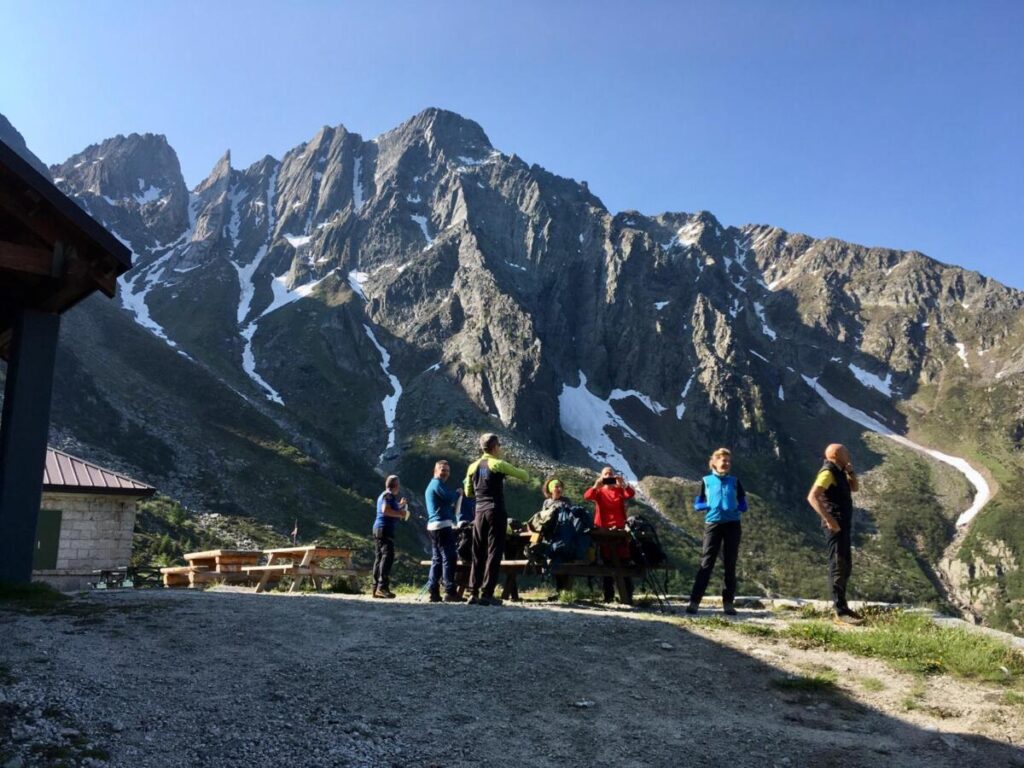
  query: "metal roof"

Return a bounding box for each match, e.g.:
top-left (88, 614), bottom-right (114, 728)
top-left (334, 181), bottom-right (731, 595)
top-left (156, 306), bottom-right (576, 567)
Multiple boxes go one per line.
top-left (43, 448), bottom-right (155, 497)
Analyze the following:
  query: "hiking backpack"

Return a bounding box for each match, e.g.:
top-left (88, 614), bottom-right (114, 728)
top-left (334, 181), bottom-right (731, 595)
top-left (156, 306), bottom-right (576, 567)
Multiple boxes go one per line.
top-left (455, 522), bottom-right (474, 563)
top-left (548, 505), bottom-right (594, 564)
top-left (626, 514), bottom-right (667, 566)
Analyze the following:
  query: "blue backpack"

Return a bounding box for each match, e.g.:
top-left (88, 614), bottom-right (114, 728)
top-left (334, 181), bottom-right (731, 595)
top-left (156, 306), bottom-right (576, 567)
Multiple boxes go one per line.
top-left (548, 505), bottom-right (594, 564)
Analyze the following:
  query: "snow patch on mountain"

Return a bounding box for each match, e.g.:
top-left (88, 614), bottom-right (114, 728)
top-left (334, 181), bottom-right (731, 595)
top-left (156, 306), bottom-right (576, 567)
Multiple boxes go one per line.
top-left (956, 343), bottom-right (970, 369)
top-left (801, 375), bottom-right (990, 527)
top-left (676, 375), bottom-right (695, 420)
top-left (675, 220), bottom-right (703, 248)
top-left (609, 389), bottom-right (667, 415)
top-left (348, 270), bottom-right (369, 301)
top-left (240, 322), bottom-right (283, 405)
top-left (134, 181), bottom-right (163, 205)
top-left (364, 324), bottom-right (402, 462)
top-left (753, 302), bottom-right (777, 341)
top-left (848, 363), bottom-right (893, 396)
top-left (559, 371), bottom-right (642, 480)
top-left (410, 214), bottom-right (434, 250)
top-left (260, 272), bottom-right (329, 319)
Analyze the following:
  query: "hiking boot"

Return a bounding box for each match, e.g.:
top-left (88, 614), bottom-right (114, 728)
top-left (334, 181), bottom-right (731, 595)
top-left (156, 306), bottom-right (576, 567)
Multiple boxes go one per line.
top-left (722, 602), bottom-right (738, 616)
top-left (467, 594), bottom-right (481, 605)
top-left (427, 592), bottom-right (442, 603)
top-left (684, 602), bottom-right (699, 615)
top-left (835, 607), bottom-right (864, 625)
top-left (381, 588), bottom-right (397, 599)
top-left (372, 589), bottom-right (388, 599)
top-left (477, 596), bottom-right (503, 606)
top-left (443, 593), bottom-right (465, 603)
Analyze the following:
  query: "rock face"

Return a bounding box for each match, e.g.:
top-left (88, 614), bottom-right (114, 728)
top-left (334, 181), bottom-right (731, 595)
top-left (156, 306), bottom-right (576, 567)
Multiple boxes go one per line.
top-left (52, 133), bottom-right (190, 248)
top-left (0, 113), bottom-right (51, 177)
top-left (6, 108), bottom-right (1024, 629)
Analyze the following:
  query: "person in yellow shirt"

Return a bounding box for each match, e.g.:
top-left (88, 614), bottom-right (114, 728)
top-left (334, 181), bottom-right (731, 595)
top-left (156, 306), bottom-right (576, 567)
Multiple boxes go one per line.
top-left (462, 433), bottom-right (530, 606)
top-left (806, 443), bottom-right (863, 624)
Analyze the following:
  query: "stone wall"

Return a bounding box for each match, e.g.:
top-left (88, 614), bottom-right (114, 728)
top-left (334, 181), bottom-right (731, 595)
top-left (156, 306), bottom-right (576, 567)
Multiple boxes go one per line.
top-left (33, 492), bottom-right (140, 590)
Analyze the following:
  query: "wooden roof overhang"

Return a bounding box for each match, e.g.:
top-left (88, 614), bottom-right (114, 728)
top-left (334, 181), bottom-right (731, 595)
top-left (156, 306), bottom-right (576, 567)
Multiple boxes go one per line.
top-left (0, 138), bottom-right (132, 359)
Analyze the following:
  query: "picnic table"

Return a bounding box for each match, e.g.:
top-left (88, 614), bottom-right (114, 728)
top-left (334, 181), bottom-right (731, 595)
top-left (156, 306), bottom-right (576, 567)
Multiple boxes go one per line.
top-left (160, 549), bottom-right (261, 588)
top-left (242, 545), bottom-right (365, 593)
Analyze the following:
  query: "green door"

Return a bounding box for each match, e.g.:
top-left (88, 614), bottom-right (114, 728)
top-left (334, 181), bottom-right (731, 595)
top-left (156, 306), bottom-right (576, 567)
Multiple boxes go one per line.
top-left (33, 509), bottom-right (62, 570)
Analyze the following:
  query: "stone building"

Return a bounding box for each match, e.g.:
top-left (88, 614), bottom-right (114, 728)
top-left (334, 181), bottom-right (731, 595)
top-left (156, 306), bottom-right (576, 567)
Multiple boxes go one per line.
top-left (33, 448), bottom-right (155, 590)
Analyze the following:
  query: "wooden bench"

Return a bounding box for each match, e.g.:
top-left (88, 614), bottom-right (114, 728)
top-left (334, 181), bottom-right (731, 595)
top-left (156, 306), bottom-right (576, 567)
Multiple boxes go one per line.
top-left (159, 564), bottom-right (210, 588)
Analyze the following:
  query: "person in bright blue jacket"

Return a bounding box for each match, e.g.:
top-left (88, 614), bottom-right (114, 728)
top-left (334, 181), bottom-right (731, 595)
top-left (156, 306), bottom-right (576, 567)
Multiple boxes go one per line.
top-left (424, 460), bottom-right (463, 603)
top-left (685, 447), bottom-right (747, 616)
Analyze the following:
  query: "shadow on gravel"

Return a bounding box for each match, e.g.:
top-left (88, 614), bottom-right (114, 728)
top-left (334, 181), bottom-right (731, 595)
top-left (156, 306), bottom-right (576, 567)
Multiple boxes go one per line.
top-left (4, 589), bottom-right (1023, 768)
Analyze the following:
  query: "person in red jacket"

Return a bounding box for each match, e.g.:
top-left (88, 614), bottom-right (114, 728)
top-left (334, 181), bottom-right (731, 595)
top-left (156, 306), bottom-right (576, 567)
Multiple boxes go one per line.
top-left (584, 466), bottom-right (635, 603)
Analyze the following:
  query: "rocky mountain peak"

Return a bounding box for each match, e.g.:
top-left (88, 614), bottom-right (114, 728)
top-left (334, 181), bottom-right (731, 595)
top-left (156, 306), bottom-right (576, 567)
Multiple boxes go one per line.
top-left (51, 132), bottom-right (189, 247)
top-left (0, 113), bottom-right (50, 178)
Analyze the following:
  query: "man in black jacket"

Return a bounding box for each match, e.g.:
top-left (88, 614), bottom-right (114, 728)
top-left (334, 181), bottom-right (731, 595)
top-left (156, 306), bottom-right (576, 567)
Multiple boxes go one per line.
top-left (806, 443), bottom-right (864, 624)
top-left (462, 433), bottom-right (530, 606)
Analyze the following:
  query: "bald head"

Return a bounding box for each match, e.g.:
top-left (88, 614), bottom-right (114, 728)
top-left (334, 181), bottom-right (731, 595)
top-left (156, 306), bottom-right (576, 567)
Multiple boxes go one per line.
top-left (825, 443), bottom-right (851, 468)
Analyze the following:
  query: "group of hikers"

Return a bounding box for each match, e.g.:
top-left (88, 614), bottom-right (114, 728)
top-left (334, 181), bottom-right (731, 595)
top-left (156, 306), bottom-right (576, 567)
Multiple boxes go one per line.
top-left (371, 432), bottom-right (864, 623)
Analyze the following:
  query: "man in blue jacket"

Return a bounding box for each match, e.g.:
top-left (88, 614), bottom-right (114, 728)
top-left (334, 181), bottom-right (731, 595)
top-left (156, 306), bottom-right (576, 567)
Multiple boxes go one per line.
top-left (686, 447), bottom-right (747, 616)
top-left (425, 460), bottom-right (463, 603)
top-left (373, 475), bottom-right (409, 599)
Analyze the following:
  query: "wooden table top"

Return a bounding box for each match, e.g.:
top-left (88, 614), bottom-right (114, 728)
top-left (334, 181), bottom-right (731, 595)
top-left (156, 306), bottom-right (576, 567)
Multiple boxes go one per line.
top-left (184, 549), bottom-right (262, 561)
top-left (263, 546), bottom-right (351, 558)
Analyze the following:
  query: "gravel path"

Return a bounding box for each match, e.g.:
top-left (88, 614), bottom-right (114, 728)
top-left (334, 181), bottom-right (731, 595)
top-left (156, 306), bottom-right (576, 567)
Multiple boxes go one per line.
top-left (1, 589), bottom-right (1023, 767)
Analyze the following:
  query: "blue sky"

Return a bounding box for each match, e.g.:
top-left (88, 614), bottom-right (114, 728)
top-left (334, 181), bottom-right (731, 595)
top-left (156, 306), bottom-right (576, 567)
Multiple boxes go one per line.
top-left (2, 1), bottom-right (1021, 286)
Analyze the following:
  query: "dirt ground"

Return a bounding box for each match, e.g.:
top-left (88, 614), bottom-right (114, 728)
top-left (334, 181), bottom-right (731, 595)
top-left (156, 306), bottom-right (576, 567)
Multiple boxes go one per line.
top-left (1, 589), bottom-right (1023, 768)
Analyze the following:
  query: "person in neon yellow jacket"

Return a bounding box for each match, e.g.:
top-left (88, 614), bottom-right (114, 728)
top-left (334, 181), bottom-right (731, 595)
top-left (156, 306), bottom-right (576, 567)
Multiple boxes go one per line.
top-left (463, 433), bottom-right (531, 605)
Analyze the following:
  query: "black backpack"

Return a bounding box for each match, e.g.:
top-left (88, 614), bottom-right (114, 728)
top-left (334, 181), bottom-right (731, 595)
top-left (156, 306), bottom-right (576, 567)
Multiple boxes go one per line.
top-left (455, 522), bottom-right (474, 563)
top-left (626, 514), bottom-right (667, 566)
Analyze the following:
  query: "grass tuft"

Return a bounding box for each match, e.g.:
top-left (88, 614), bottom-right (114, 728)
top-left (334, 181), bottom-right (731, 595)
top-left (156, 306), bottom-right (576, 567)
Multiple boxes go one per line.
top-left (770, 669), bottom-right (838, 692)
top-left (0, 581), bottom-right (68, 611)
top-left (734, 622), bottom-right (778, 638)
top-left (859, 676), bottom-right (885, 692)
top-left (782, 611), bottom-right (1024, 683)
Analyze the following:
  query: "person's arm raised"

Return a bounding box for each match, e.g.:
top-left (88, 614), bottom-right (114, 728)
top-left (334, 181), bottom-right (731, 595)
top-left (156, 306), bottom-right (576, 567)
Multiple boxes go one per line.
top-left (491, 457), bottom-right (530, 482)
top-left (845, 465), bottom-right (859, 493)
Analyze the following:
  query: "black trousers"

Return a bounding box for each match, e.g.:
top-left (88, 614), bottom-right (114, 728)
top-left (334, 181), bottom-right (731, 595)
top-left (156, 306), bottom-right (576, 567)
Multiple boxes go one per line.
top-left (469, 507), bottom-right (506, 598)
top-left (826, 519), bottom-right (853, 610)
top-left (689, 521), bottom-right (741, 605)
top-left (372, 529), bottom-right (395, 590)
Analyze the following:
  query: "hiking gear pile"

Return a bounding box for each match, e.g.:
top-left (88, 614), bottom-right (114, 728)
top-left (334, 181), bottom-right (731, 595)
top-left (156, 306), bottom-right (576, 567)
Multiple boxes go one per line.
top-left (526, 504), bottom-right (595, 566)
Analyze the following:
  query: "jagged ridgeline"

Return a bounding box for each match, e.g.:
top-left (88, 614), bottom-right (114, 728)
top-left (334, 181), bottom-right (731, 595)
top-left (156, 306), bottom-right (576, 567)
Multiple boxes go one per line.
top-left (3, 109), bottom-right (1022, 631)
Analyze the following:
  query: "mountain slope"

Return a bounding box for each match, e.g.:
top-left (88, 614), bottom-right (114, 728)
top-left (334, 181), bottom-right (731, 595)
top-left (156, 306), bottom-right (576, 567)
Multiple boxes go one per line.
top-left (4, 108), bottom-right (1021, 630)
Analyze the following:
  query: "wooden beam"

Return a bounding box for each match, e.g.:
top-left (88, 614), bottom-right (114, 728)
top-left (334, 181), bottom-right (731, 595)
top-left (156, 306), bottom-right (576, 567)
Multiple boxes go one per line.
top-left (0, 240), bottom-right (54, 276)
top-left (0, 181), bottom-right (64, 246)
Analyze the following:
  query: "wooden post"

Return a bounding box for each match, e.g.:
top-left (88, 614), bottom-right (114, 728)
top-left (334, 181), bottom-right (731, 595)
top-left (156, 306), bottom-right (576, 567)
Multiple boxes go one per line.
top-left (0, 309), bottom-right (61, 583)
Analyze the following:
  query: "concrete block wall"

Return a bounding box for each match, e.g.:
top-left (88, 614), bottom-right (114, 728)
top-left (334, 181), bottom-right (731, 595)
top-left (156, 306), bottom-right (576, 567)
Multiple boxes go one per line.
top-left (42, 492), bottom-right (139, 571)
